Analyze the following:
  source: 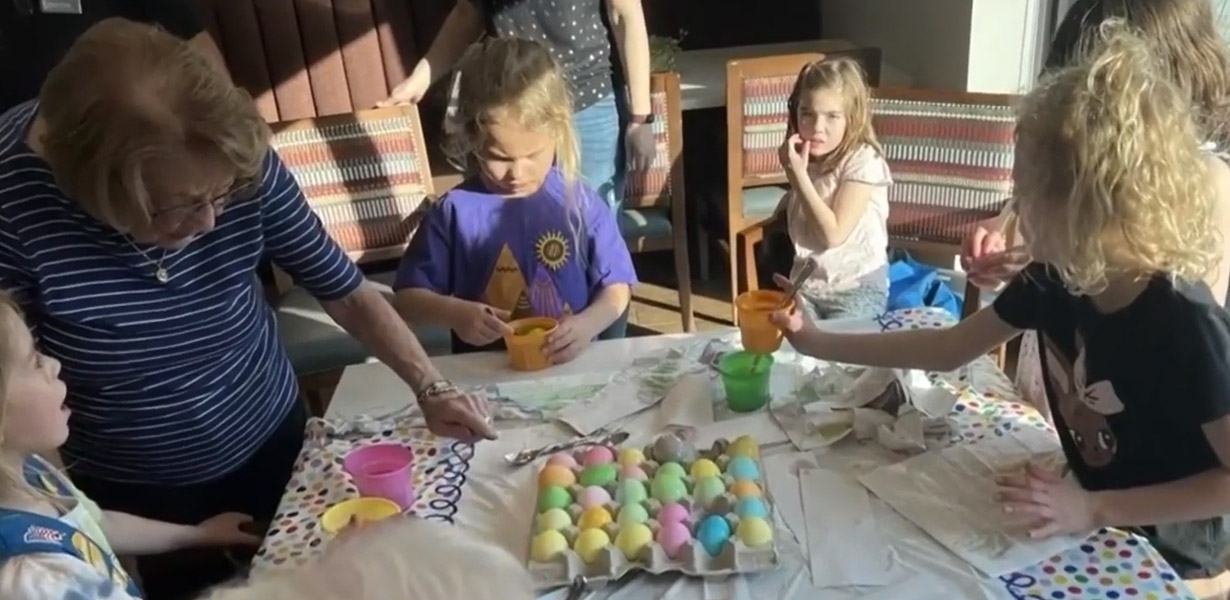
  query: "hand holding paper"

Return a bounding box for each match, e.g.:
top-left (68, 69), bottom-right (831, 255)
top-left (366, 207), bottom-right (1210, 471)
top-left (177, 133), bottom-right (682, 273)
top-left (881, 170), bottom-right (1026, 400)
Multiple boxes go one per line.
top-left (995, 462), bottom-right (1098, 539)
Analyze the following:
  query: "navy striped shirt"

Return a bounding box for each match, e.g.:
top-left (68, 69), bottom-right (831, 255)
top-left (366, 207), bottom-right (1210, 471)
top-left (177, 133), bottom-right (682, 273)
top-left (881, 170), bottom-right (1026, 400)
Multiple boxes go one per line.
top-left (0, 102), bottom-right (364, 485)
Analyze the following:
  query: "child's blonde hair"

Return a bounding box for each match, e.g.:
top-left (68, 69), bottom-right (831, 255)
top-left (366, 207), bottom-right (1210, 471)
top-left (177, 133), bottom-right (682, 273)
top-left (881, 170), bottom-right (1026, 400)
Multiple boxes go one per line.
top-left (0, 293), bottom-right (55, 505)
top-left (1015, 20), bottom-right (1221, 294)
top-left (786, 57), bottom-right (882, 174)
top-left (199, 518), bottom-right (534, 600)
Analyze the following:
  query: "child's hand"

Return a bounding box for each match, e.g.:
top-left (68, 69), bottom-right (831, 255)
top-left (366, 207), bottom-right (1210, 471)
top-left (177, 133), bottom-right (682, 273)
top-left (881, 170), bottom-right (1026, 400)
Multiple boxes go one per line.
top-left (995, 462), bottom-right (1097, 539)
top-left (967, 246), bottom-right (1031, 289)
top-left (544, 315), bottom-right (594, 364)
top-left (452, 301), bottom-right (513, 347)
top-left (196, 512), bottom-right (263, 547)
top-left (778, 133), bottom-right (810, 176)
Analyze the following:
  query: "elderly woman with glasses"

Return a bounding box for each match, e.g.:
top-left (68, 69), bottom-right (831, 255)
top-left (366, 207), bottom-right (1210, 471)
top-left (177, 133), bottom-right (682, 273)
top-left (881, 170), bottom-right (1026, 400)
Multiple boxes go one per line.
top-left (0, 18), bottom-right (495, 598)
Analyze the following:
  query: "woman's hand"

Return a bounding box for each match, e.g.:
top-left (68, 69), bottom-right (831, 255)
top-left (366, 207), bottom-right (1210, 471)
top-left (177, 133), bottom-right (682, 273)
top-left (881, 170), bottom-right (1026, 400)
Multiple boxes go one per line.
top-left (996, 463), bottom-right (1097, 539)
top-left (450, 301), bottom-right (513, 347)
top-left (626, 122), bottom-right (657, 171)
top-left (420, 385), bottom-right (497, 441)
top-left (960, 226), bottom-right (1030, 289)
top-left (379, 68), bottom-right (430, 107)
top-left (195, 513), bottom-right (263, 547)
top-left (544, 315), bottom-right (596, 365)
top-left (778, 134), bottom-right (810, 178)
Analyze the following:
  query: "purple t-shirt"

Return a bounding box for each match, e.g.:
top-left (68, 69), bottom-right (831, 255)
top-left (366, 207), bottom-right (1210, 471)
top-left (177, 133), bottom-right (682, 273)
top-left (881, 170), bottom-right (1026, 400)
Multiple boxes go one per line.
top-left (396, 169), bottom-right (637, 347)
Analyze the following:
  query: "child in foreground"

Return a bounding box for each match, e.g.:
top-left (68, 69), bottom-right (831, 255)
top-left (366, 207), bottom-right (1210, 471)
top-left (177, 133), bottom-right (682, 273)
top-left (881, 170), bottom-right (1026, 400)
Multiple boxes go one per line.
top-left (774, 57), bottom-right (892, 320)
top-left (772, 23), bottom-right (1230, 590)
top-left (394, 37), bottom-right (637, 363)
top-left (0, 292), bottom-right (259, 600)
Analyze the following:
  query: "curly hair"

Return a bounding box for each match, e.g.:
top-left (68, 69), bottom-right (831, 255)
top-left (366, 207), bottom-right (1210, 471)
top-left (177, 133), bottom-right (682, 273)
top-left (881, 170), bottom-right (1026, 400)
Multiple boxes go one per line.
top-left (1015, 20), bottom-right (1221, 294)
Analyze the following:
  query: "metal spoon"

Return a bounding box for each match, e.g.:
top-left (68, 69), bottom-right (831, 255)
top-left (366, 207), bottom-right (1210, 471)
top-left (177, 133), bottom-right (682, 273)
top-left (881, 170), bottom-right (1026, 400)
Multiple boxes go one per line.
top-left (502, 430), bottom-right (630, 466)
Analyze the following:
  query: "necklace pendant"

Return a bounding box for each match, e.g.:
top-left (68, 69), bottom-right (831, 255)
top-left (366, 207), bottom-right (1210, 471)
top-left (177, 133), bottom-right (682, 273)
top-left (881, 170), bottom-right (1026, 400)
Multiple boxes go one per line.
top-left (155, 268), bottom-right (169, 284)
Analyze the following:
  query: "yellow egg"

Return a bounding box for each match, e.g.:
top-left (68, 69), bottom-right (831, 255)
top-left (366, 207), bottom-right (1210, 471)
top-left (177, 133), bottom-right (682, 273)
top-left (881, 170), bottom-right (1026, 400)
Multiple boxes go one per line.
top-left (735, 516), bottom-right (774, 547)
top-left (614, 523), bottom-right (654, 560)
top-left (617, 448), bottom-right (645, 468)
top-left (729, 436), bottom-right (760, 459)
top-left (536, 508), bottom-right (572, 533)
top-left (731, 480), bottom-right (762, 499)
top-left (538, 465), bottom-right (576, 490)
top-left (530, 530), bottom-right (569, 562)
top-left (690, 458), bottom-right (721, 479)
top-left (578, 506), bottom-right (612, 530)
top-left (574, 528), bottom-right (611, 563)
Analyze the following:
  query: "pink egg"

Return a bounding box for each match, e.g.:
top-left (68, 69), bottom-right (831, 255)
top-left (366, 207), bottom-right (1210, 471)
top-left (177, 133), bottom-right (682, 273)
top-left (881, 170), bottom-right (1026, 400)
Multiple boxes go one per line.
top-left (582, 446), bottom-right (615, 466)
top-left (656, 521), bottom-right (692, 558)
top-left (620, 465), bottom-right (648, 481)
top-left (546, 453), bottom-right (579, 469)
top-left (577, 485), bottom-right (612, 509)
top-left (656, 502), bottom-right (690, 525)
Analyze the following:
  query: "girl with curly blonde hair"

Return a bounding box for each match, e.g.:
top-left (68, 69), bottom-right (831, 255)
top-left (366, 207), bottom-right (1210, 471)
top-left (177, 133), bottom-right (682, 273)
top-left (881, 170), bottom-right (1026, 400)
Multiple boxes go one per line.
top-left (771, 23), bottom-right (1230, 596)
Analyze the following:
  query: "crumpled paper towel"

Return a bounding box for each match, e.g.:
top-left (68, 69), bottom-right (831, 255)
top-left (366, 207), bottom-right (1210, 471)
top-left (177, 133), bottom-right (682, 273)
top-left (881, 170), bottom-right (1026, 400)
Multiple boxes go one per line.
top-left (773, 366), bottom-right (958, 453)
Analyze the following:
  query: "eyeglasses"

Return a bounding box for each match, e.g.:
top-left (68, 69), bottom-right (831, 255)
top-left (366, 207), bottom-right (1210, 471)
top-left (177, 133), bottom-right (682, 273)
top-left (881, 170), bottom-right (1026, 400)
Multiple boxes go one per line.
top-left (148, 181), bottom-right (256, 223)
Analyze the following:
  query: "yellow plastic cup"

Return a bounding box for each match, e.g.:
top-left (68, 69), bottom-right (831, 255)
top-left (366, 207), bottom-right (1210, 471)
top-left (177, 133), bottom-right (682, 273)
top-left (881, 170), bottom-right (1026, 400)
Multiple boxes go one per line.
top-left (319, 498), bottom-right (401, 536)
top-left (735, 290), bottom-right (795, 354)
top-left (504, 317), bottom-right (558, 371)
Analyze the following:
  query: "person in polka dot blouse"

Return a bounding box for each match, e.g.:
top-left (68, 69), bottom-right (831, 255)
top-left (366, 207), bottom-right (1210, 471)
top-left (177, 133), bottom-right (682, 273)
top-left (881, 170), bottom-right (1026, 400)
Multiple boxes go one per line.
top-left (382, 0), bottom-right (654, 214)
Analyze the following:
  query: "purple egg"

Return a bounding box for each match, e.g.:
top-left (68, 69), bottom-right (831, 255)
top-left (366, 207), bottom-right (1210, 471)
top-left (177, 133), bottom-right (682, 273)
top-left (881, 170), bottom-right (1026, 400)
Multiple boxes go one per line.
top-left (656, 502), bottom-right (690, 525)
top-left (546, 453), bottom-right (579, 469)
top-left (619, 465), bottom-right (648, 481)
top-left (656, 521), bottom-right (692, 559)
top-left (582, 446), bottom-right (615, 467)
top-left (577, 485), bottom-right (611, 509)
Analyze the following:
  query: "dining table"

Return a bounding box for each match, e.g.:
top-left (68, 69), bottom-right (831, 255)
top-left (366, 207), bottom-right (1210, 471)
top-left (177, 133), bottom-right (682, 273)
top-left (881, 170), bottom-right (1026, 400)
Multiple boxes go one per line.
top-left (251, 307), bottom-right (1199, 600)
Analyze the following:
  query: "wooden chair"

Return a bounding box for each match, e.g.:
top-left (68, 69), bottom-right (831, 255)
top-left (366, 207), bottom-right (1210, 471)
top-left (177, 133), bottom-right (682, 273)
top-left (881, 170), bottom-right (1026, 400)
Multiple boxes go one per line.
top-left (268, 105), bottom-right (450, 414)
top-left (871, 88), bottom-right (1017, 319)
top-left (621, 72), bottom-right (696, 333)
top-left (721, 53), bottom-right (823, 323)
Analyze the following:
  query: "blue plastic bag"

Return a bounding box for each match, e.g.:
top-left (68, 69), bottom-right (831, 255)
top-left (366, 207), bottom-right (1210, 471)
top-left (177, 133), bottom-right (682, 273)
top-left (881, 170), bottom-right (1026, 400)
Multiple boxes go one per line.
top-left (887, 253), bottom-right (962, 317)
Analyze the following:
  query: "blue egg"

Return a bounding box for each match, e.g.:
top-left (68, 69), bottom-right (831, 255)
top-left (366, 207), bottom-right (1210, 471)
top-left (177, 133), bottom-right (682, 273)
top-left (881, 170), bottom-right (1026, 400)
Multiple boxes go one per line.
top-left (696, 514), bottom-right (732, 557)
top-left (734, 497), bottom-right (768, 519)
top-left (726, 456), bottom-right (760, 481)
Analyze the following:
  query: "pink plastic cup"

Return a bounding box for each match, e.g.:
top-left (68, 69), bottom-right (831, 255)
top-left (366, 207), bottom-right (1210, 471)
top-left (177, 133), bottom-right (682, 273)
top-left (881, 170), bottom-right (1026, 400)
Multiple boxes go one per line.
top-left (343, 443), bottom-right (416, 510)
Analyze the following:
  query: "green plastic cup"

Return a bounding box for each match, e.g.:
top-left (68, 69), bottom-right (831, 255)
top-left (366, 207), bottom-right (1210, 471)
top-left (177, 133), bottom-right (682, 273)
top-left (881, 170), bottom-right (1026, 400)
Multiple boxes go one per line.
top-left (719, 351), bottom-right (773, 413)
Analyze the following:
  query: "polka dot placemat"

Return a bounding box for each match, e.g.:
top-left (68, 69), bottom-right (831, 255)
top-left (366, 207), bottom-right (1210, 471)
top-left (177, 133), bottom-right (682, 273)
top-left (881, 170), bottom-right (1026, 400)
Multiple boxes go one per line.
top-left (252, 413), bottom-right (475, 571)
top-left (1002, 529), bottom-right (1195, 599)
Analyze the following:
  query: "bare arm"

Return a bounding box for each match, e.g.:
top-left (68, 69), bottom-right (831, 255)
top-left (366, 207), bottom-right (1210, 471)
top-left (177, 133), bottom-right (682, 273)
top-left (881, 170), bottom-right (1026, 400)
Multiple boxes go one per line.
top-left (789, 171), bottom-right (874, 249)
top-left (414, 0), bottom-right (485, 86)
top-left (1203, 154), bottom-right (1230, 301)
top-left (393, 288), bottom-right (469, 328)
top-left (322, 283), bottom-right (445, 392)
top-left (606, 0), bottom-right (652, 116)
top-left (573, 283), bottom-right (631, 336)
top-left (102, 512), bottom-right (204, 555)
top-left (791, 306), bottom-right (1020, 372)
top-left (1091, 417), bottom-right (1230, 527)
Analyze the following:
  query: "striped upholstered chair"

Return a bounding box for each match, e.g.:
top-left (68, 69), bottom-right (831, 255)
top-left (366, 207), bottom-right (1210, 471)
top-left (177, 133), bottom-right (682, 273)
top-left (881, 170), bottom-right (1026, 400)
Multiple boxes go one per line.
top-left (269, 106), bottom-right (450, 409)
top-left (871, 88), bottom-right (1017, 318)
top-left (621, 72), bottom-right (695, 332)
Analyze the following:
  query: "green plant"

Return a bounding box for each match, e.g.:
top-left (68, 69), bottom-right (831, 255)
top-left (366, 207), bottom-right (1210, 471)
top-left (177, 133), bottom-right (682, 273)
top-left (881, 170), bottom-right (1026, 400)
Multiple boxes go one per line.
top-left (649, 30), bottom-right (685, 73)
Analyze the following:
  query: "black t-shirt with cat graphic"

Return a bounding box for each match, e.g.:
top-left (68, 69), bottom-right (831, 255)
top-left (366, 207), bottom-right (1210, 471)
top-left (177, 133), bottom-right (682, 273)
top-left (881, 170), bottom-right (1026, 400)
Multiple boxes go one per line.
top-left (994, 263), bottom-right (1230, 576)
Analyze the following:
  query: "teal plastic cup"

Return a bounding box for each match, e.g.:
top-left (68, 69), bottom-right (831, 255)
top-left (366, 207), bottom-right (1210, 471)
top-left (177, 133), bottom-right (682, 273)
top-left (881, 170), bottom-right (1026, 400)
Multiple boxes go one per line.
top-left (718, 351), bottom-right (774, 413)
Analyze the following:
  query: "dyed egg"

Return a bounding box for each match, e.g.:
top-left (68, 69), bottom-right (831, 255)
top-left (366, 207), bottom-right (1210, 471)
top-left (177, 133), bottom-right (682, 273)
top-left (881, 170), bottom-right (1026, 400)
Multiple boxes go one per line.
top-left (578, 506), bottom-right (612, 530)
top-left (736, 516), bottom-right (774, 547)
top-left (650, 475), bottom-right (687, 504)
top-left (728, 435), bottom-right (760, 459)
top-left (579, 463), bottom-right (618, 487)
top-left (617, 448), bottom-right (645, 468)
top-left (734, 497), bottom-right (769, 520)
top-left (573, 528), bottom-right (611, 564)
top-left (546, 452), bottom-right (579, 468)
top-left (537, 485), bottom-right (572, 512)
top-left (536, 507), bottom-right (572, 533)
top-left (615, 479), bottom-right (648, 505)
top-left (656, 462), bottom-right (687, 480)
top-left (656, 521), bottom-right (692, 558)
top-left (538, 465), bottom-right (577, 490)
top-left (577, 485), bottom-right (612, 509)
top-left (690, 458), bottom-right (721, 480)
top-left (614, 523), bottom-right (654, 560)
top-left (619, 465), bottom-right (648, 481)
top-left (656, 502), bottom-right (690, 525)
top-left (582, 446), bottom-right (615, 466)
top-left (530, 530), bottom-right (569, 562)
top-left (693, 476), bottom-right (726, 508)
top-left (696, 515), bottom-right (733, 557)
top-left (726, 456), bottom-right (760, 481)
top-left (652, 434), bottom-right (698, 464)
top-left (617, 502), bottom-right (649, 527)
top-left (731, 480), bottom-right (762, 499)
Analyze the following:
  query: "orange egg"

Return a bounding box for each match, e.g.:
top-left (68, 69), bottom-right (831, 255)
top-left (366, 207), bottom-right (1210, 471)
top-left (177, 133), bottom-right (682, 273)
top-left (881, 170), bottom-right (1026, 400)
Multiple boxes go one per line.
top-left (731, 480), bottom-right (762, 499)
top-left (538, 465), bottom-right (577, 490)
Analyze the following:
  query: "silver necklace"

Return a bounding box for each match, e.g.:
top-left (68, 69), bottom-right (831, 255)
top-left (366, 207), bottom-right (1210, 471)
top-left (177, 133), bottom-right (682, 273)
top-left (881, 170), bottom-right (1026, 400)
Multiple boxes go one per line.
top-left (125, 238), bottom-right (169, 284)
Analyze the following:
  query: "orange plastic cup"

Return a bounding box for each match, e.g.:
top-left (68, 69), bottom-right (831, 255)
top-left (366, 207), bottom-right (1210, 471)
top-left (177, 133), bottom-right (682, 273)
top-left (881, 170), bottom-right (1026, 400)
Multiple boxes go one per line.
top-left (504, 317), bottom-right (558, 371)
top-left (735, 290), bottom-right (795, 354)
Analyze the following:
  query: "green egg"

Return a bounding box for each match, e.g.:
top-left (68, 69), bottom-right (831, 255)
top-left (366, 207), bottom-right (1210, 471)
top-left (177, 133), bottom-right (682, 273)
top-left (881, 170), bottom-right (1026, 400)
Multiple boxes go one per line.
top-left (694, 476), bottom-right (727, 508)
top-left (579, 463), bottom-right (618, 487)
top-left (616, 479), bottom-right (648, 505)
top-left (617, 502), bottom-right (649, 526)
top-left (537, 485), bottom-right (572, 512)
top-left (656, 462), bottom-right (687, 480)
top-left (650, 474), bottom-right (687, 504)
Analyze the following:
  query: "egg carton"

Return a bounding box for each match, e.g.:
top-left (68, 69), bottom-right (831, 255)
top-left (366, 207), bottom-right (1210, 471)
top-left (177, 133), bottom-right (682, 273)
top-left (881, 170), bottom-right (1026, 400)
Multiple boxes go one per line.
top-left (527, 435), bottom-right (780, 588)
